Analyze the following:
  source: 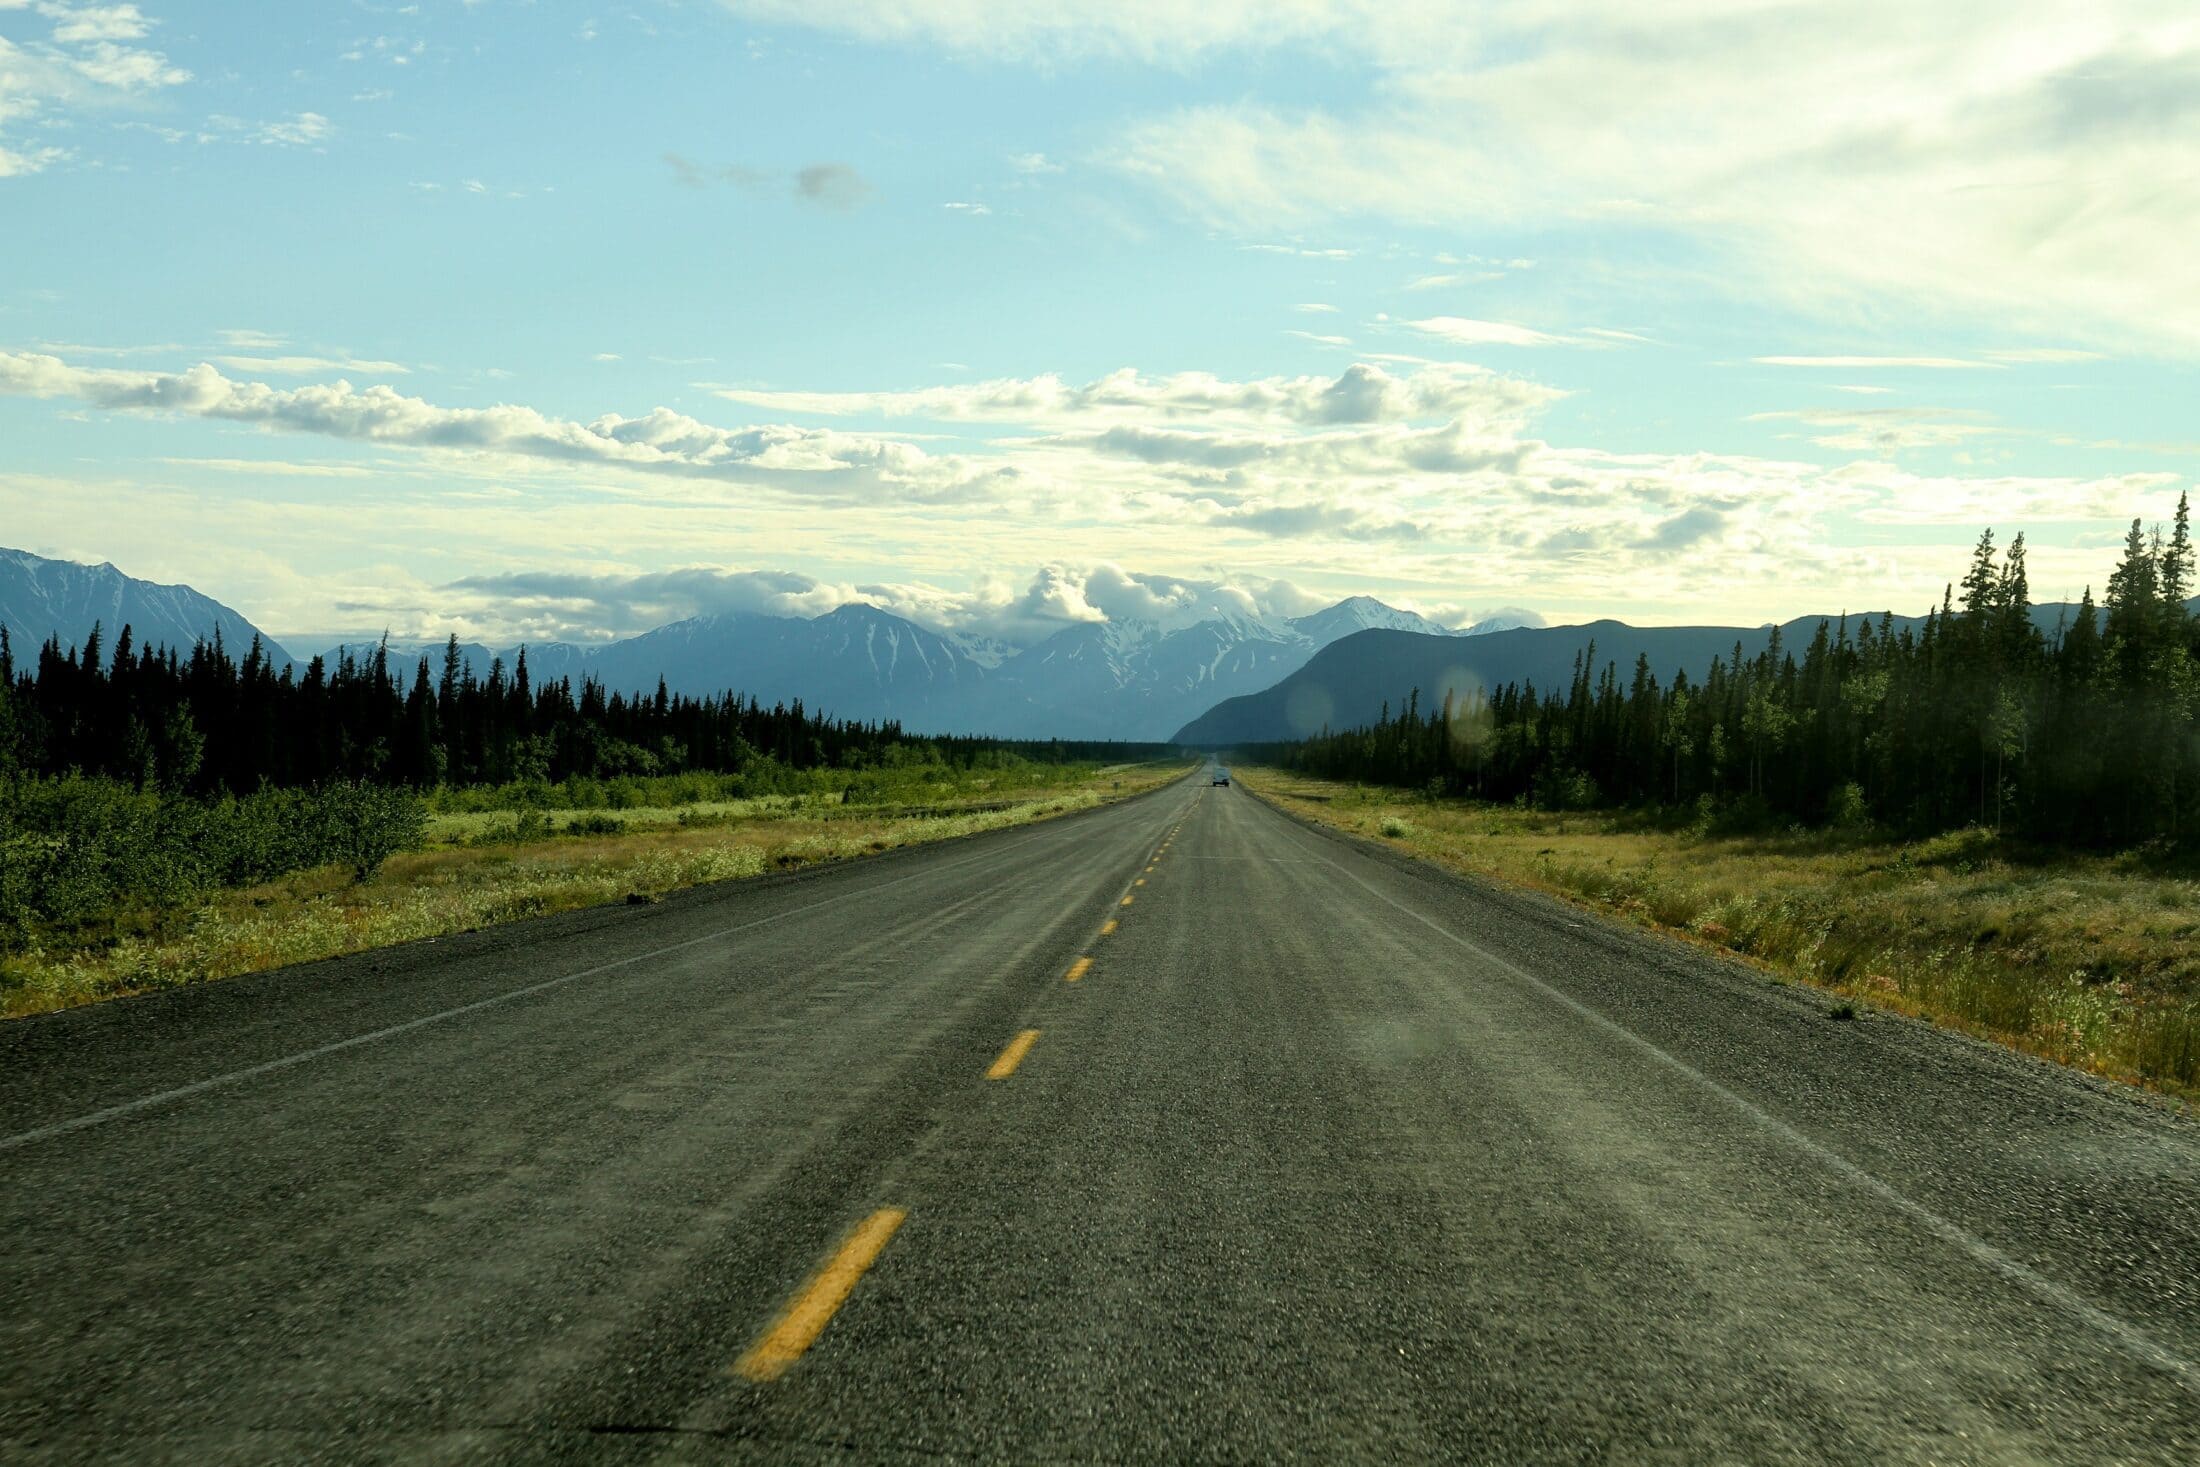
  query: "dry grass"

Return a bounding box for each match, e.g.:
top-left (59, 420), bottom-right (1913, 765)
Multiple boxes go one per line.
top-left (1, 762), bottom-right (1189, 1019)
top-left (1242, 768), bottom-right (2200, 1104)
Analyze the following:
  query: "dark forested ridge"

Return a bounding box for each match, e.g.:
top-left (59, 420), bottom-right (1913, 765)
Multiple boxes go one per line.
top-left (1276, 502), bottom-right (2200, 848)
top-left (0, 628), bottom-right (1172, 794)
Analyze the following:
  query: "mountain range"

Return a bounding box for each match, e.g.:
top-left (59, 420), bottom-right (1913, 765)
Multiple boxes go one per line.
top-left (325, 594), bottom-right (1491, 740)
top-left (21, 545), bottom-right (2178, 748)
top-left (1171, 599), bottom-right (2195, 744)
top-left (0, 546), bottom-right (1514, 740)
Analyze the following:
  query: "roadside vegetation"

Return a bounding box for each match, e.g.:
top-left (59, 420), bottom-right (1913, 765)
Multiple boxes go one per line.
top-left (0, 759), bottom-right (1185, 1018)
top-left (0, 618), bottom-right (1188, 1017)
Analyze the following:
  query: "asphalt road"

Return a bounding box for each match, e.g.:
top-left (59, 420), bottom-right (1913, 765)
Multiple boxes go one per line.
top-left (4, 774), bottom-right (2199, 1464)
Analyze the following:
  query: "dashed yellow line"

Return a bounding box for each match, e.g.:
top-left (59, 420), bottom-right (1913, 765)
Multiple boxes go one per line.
top-left (734, 1208), bottom-right (907, 1383)
top-left (1120, 894), bottom-right (1135, 907)
top-left (1100, 920), bottom-right (1118, 937)
top-left (1065, 956), bottom-right (1093, 982)
top-left (986, 1029), bottom-right (1042, 1079)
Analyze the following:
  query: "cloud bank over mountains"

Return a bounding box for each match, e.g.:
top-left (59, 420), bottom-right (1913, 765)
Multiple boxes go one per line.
top-left (1, 340), bottom-right (2180, 646)
top-left (437, 561), bottom-right (1428, 651)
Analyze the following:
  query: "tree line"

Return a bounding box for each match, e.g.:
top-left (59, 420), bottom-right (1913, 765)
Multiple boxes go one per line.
top-left (0, 631), bottom-right (1162, 794)
top-left (1280, 497), bottom-right (2199, 848)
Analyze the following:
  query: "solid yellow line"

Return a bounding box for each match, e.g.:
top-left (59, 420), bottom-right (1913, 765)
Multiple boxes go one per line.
top-left (734, 1208), bottom-right (907, 1382)
top-left (1099, 920), bottom-right (1118, 937)
top-left (1120, 894), bottom-right (1134, 906)
top-left (1065, 956), bottom-right (1093, 982)
top-left (987, 1028), bottom-right (1041, 1079)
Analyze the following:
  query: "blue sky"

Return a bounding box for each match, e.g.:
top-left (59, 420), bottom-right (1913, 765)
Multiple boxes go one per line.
top-left (2, 0), bottom-right (2195, 646)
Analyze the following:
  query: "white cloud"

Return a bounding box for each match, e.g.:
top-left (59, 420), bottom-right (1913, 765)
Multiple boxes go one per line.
top-left (254, 111), bottom-right (330, 147)
top-left (0, 141), bottom-right (67, 175)
top-left (67, 36), bottom-right (184, 88)
top-left (444, 566), bottom-right (869, 636)
top-left (1982, 348), bottom-right (2107, 365)
top-left (0, 3), bottom-right (189, 175)
top-left (1409, 317), bottom-right (1571, 348)
top-left (714, 361), bottom-right (1562, 433)
top-left (430, 559), bottom-right (1403, 647)
top-left (715, 0), bottom-right (1420, 65)
top-left (1838, 463), bottom-right (2182, 527)
top-left (935, 0), bottom-right (2200, 353)
top-left (40, 5), bottom-right (153, 45)
top-left (1749, 406), bottom-right (2000, 455)
top-left (1755, 356), bottom-right (1992, 370)
top-left (0, 349), bottom-right (997, 504)
top-left (1292, 302), bottom-right (1339, 313)
top-left (1239, 242), bottom-right (1353, 260)
top-left (158, 456), bottom-right (376, 479)
top-left (1007, 150), bottom-right (1062, 174)
top-left (211, 353), bottom-right (409, 376)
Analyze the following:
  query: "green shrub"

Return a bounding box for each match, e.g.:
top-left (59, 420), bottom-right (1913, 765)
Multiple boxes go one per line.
top-left (1826, 781), bottom-right (1872, 829)
top-left (0, 777), bottom-right (426, 950)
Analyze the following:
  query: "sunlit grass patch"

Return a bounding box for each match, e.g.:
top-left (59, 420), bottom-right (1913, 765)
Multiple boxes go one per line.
top-left (1, 763), bottom-right (1190, 1019)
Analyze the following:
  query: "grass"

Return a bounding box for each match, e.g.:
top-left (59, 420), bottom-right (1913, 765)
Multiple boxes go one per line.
top-left (1, 762), bottom-right (1189, 1019)
top-left (1241, 767), bottom-right (2200, 1105)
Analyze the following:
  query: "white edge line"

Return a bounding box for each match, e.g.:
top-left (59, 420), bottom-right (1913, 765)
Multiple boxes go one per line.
top-left (1263, 802), bottom-right (2200, 1397)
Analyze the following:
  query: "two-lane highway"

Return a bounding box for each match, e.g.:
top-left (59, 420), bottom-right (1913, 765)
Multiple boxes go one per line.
top-left (5, 775), bottom-right (2198, 1463)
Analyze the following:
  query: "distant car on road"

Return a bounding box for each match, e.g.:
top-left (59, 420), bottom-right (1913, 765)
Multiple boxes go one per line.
top-left (1212, 768), bottom-right (1230, 786)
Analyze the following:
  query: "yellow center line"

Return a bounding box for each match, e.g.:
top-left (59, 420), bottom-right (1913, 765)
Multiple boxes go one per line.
top-left (733, 1208), bottom-right (907, 1383)
top-left (986, 1028), bottom-right (1042, 1079)
top-left (1065, 956), bottom-right (1093, 981)
top-left (1100, 919), bottom-right (1118, 936)
top-left (1120, 894), bottom-right (1135, 906)
top-left (1134, 877), bottom-right (1146, 886)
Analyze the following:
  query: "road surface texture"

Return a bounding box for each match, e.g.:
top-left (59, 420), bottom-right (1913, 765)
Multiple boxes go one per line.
top-left (5, 775), bottom-right (2198, 1463)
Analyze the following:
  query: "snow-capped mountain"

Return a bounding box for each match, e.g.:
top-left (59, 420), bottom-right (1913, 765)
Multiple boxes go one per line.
top-left (318, 593), bottom-right (1505, 738)
top-left (1460, 607), bottom-right (1547, 636)
top-left (1287, 595), bottom-right (1461, 644)
top-left (967, 596), bottom-right (1470, 739)
top-left (10, 545), bottom-right (1555, 740)
top-left (582, 604), bottom-right (993, 725)
top-left (323, 593), bottom-right (1489, 738)
top-left (0, 547), bottom-right (296, 667)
